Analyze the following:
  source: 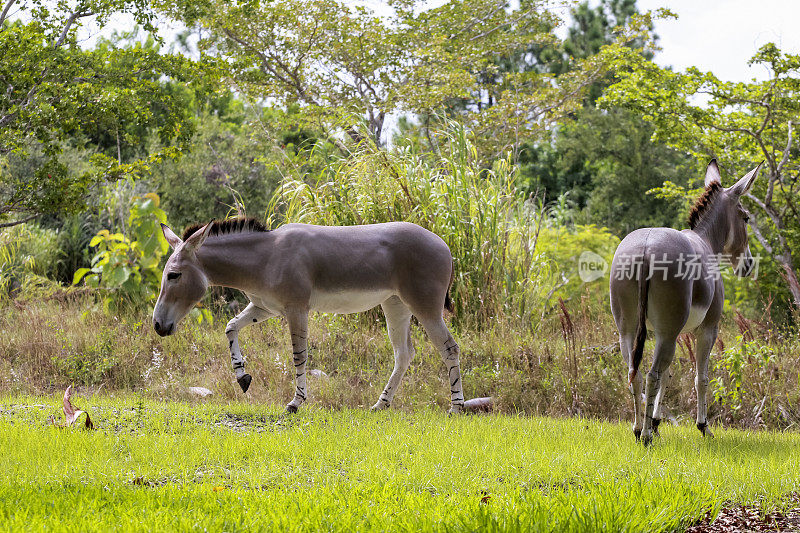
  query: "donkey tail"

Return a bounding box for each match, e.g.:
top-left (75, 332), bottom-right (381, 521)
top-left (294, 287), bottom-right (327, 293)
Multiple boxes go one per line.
top-left (629, 254), bottom-right (650, 383)
top-left (444, 261), bottom-right (455, 313)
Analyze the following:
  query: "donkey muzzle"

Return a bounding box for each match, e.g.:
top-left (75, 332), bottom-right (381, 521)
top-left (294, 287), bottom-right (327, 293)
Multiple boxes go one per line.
top-left (153, 320), bottom-right (174, 337)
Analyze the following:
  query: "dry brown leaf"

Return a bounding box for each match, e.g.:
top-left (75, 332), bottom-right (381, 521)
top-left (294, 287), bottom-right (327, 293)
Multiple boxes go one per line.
top-left (60, 385), bottom-right (94, 429)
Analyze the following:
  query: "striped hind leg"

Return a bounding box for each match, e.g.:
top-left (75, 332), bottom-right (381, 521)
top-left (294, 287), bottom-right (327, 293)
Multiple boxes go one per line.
top-left (225, 303), bottom-right (276, 392)
top-left (652, 367), bottom-right (673, 436)
top-left (694, 325), bottom-right (718, 437)
top-left (642, 333), bottom-right (678, 445)
top-left (372, 297), bottom-right (415, 411)
top-left (419, 316), bottom-right (464, 414)
top-left (620, 333), bottom-right (644, 439)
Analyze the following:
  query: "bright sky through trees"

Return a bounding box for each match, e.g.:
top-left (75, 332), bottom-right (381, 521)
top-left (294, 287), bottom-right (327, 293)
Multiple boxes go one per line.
top-left (638, 0), bottom-right (800, 82)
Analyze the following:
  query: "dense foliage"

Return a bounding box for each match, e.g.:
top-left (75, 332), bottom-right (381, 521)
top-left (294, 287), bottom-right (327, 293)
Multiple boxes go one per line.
top-left (0, 1), bottom-right (212, 227)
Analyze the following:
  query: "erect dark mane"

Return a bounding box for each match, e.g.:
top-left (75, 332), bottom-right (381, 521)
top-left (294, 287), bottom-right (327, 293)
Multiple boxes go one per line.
top-left (688, 182), bottom-right (723, 229)
top-left (181, 217), bottom-right (269, 241)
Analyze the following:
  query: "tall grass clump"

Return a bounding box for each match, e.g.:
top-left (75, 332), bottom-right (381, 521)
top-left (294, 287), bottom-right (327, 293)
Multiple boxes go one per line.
top-left (267, 121), bottom-right (551, 329)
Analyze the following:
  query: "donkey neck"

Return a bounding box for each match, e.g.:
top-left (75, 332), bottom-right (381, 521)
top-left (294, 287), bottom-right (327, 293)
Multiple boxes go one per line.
top-left (690, 205), bottom-right (730, 255)
top-left (194, 232), bottom-right (270, 291)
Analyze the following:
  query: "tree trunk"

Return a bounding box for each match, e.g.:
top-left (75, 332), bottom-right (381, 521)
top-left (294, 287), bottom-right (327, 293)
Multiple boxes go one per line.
top-left (779, 261), bottom-right (800, 308)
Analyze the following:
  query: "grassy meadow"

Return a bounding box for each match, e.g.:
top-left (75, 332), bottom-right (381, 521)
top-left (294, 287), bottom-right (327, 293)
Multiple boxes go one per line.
top-left (2, 291), bottom-right (800, 530)
top-left (2, 396), bottom-right (800, 532)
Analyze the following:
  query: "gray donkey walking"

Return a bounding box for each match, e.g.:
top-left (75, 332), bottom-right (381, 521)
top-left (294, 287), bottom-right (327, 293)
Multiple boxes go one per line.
top-left (152, 220), bottom-right (464, 414)
top-left (610, 160), bottom-right (762, 445)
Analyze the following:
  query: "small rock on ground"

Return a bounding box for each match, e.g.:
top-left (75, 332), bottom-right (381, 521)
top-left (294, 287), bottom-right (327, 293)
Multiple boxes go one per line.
top-left (188, 387), bottom-right (213, 398)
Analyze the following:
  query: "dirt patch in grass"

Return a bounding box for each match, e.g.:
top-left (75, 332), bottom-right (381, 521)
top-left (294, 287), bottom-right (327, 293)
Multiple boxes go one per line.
top-left (687, 494), bottom-right (800, 532)
top-left (1, 401), bottom-right (315, 436)
top-left (211, 412), bottom-right (304, 432)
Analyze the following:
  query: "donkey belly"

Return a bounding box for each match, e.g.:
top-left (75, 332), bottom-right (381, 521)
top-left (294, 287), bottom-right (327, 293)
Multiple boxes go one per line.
top-left (309, 289), bottom-right (394, 314)
top-left (646, 305), bottom-right (709, 334)
top-left (681, 305), bottom-right (709, 333)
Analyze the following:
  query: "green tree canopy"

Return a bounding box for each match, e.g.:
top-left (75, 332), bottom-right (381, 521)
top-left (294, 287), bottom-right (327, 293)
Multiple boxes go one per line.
top-left (0, 0), bottom-right (209, 227)
top-left (162, 0), bottom-right (659, 160)
top-left (514, 1), bottom-right (688, 235)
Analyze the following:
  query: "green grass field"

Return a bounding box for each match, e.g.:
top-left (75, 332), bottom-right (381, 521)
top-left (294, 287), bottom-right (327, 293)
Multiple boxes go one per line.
top-left (2, 396), bottom-right (799, 532)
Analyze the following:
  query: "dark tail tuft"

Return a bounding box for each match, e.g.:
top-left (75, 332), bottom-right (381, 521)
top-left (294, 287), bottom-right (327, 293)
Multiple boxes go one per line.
top-left (444, 261), bottom-right (455, 313)
top-left (444, 293), bottom-right (454, 313)
top-left (630, 255), bottom-right (650, 383)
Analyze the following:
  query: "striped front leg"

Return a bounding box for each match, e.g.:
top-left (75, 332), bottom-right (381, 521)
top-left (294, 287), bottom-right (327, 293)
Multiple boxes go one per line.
top-left (225, 303), bottom-right (275, 393)
top-left (285, 309), bottom-right (309, 414)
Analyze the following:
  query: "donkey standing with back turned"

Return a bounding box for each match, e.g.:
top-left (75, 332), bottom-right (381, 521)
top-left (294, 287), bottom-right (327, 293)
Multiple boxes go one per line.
top-left (610, 159), bottom-right (762, 445)
top-left (152, 219), bottom-right (464, 414)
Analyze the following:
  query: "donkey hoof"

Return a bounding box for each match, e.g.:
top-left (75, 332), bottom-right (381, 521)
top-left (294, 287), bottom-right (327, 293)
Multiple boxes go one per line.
top-left (237, 374), bottom-right (252, 393)
top-left (370, 401), bottom-right (390, 411)
top-left (285, 404), bottom-right (298, 414)
top-left (633, 428), bottom-right (642, 441)
top-left (641, 432), bottom-right (653, 447)
top-left (652, 418), bottom-right (662, 437)
top-left (448, 405), bottom-right (464, 416)
top-left (697, 422), bottom-right (714, 438)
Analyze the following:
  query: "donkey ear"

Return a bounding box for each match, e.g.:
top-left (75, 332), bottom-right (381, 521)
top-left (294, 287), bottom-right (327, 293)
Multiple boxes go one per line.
top-left (161, 223), bottom-right (183, 250)
top-left (183, 221), bottom-right (214, 253)
top-left (728, 161), bottom-right (764, 197)
top-left (704, 159), bottom-right (722, 187)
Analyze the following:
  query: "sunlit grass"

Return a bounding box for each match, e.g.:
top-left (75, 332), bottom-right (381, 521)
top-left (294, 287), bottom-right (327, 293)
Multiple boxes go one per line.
top-left (1, 395), bottom-right (799, 531)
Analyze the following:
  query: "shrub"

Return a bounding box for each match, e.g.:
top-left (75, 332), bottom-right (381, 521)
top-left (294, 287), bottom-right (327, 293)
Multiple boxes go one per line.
top-left (73, 193), bottom-right (170, 311)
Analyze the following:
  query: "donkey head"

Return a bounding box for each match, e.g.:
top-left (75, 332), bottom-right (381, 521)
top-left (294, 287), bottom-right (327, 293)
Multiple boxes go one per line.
top-left (702, 159), bottom-right (763, 277)
top-left (152, 223), bottom-right (213, 336)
